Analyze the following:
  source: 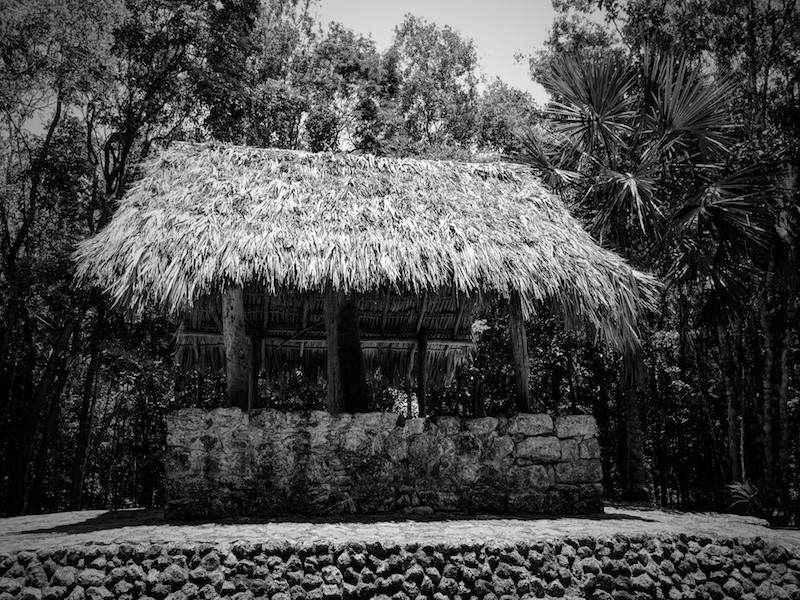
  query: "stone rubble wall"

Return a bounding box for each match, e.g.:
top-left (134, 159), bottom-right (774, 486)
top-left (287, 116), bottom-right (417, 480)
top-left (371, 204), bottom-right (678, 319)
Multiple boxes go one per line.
top-left (165, 409), bottom-right (603, 520)
top-left (1, 534), bottom-right (799, 600)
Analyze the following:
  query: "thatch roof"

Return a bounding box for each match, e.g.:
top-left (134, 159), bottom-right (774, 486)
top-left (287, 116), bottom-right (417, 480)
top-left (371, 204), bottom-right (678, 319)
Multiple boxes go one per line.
top-left (74, 142), bottom-right (659, 353)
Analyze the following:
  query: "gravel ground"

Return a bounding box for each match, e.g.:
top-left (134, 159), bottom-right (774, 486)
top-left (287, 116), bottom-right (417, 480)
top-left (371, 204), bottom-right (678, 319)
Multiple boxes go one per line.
top-left (1, 504), bottom-right (799, 554)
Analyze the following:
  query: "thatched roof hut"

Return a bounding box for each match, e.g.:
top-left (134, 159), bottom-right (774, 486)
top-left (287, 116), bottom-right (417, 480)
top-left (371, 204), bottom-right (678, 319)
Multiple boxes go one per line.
top-left (74, 142), bottom-right (659, 412)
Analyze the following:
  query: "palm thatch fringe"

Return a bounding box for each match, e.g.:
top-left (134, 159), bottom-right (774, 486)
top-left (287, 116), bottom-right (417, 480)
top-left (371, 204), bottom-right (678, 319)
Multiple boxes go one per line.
top-left (75, 142), bottom-right (660, 351)
top-left (182, 288), bottom-right (478, 341)
top-left (175, 332), bottom-right (469, 389)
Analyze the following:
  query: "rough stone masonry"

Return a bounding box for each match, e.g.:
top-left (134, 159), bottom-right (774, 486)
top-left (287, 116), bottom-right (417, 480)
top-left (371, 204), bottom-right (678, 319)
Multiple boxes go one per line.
top-left (165, 409), bottom-right (603, 520)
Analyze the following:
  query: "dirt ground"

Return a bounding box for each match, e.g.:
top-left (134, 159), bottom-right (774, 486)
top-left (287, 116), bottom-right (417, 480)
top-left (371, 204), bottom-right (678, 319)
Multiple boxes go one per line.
top-left (1, 504), bottom-right (799, 554)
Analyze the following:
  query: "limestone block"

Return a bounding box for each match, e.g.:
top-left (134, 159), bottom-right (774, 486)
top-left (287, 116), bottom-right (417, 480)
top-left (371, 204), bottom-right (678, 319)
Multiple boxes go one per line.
top-left (385, 433), bottom-right (409, 463)
top-left (439, 436), bottom-right (456, 460)
top-left (451, 432), bottom-right (481, 459)
top-left (579, 482), bottom-right (604, 499)
top-left (514, 436), bottom-right (561, 462)
top-left (331, 412), bottom-right (354, 430)
top-left (506, 464), bottom-right (553, 489)
top-left (342, 429), bottom-right (371, 454)
top-left (407, 434), bottom-right (444, 476)
top-left (485, 435), bottom-right (514, 461)
top-left (507, 414), bottom-right (554, 437)
top-left (402, 418), bottom-right (425, 437)
top-left (306, 410), bottom-right (333, 427)
top-left (165, 450), bottom-right (191, 477)
top-left (353, 412), bottom-right (399, 432)
top-left (560, 439), bottom-right (579, 461)
top-left (370, 429), bottom-right (392, 455)
top-left (554, 415), bottom-right (598, 438)
top-left (418, 489), bottom-right (460, 511)
top-left (465, 417), bottom-right (498, 436)
top-left (434, 416), bottom-right (461, 436)
top-left (166, 409), bottom-right (210, 445)
top-left (508, 491), bottom-right (547, 513)
top-left (579, 438), bottom-right (601, 459)
top-left (554, 459), bottom-right (603, 483)
top-left (453, 460), bottom-right (481, 485)
top-left (550, 483), bottom-right (581, 506)
top-left (212, 407), bottom-right (248, 429)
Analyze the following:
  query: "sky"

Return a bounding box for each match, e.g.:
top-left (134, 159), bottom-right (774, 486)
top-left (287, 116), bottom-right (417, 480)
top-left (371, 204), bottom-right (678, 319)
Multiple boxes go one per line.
top-left (314, 0), bottom-right (559, 105)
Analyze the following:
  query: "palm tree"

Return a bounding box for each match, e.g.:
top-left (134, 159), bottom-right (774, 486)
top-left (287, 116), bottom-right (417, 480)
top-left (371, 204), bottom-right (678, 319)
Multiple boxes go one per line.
top-left (516, 48), bottom-right (784, 500)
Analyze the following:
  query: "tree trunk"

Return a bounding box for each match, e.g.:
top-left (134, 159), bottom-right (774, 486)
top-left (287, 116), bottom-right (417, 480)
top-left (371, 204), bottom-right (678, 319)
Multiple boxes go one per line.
top-left (717, 320), bottom-right (741, 482)
top-left (222, 287), bottom-right (250, 411)
top-left (249, 331), bottom-right (260, 409)
top-left (28, 358), bottom-right (68, 513)
top-left (621, 351), bottom-right (650, 502)
top-left (690, 335), bottom-right (728, 490)
top-left (6, 309), bottom-right (83, 515)
top-left (324, 288), bottom-right (343, 414)
top-left (417, 331), bottom-right (428, 418)
top-left (404, 346), bottom-right (416, 417)
top-left (324, 289), bottom-right (370, 413)
top-left (473, 380), bottom-right (485, 417)
top-left (70, 308), bottom-right (104, 509)
top-left (136, 376), bottom-right (156, 508)
top-left (338, 295), bottom-right (370, 413)
top-left (196, 371), bottom-right (204, 407)
top-left (757, 286), bottom-right (776, 493)
top-left (777, 296), bottom-right (794, 507)
top-left (509, 292), bottom-right (530, 413)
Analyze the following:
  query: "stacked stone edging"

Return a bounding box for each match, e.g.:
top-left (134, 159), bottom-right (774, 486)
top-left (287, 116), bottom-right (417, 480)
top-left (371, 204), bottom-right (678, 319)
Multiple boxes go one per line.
top-left (1, 535), bottom-right (799, 600)
top-left (166, 409), bottom-right (603, 520)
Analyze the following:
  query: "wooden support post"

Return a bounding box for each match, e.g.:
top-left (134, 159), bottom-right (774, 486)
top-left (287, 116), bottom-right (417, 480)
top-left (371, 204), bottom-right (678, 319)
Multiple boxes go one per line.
top-left (417, 330), bottom-right (428, 418)
top-left (415, 294), bottom-right (429, 417)
top-left (339, 295), bottom-right (370, 413)
top-left (222, 286), bottom-right (250, 411)
top-left (405, 346), bottom-right (417, 417)
top-left (509, 292), bottom-right (530, 413)
top-left (249, 331), bottom-right (259, 410)
top-left (324, 288), bottom-right (370, 414)
top-left (324, 287), bottom-right (343, 414)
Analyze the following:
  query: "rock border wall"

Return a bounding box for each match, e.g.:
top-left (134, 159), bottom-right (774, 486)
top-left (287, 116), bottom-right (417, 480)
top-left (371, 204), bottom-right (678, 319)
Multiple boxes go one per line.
top-left (165, 409), bottom-right (602, 520)
top-left (1, 535), bottom-right (799, 600)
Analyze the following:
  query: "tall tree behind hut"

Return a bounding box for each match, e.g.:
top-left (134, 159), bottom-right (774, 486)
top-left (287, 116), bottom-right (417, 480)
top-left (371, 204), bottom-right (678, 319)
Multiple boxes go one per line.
top-left (519, 0), bottom-right (799, 507)
top-left (0, 0), bottom-right (213, 515)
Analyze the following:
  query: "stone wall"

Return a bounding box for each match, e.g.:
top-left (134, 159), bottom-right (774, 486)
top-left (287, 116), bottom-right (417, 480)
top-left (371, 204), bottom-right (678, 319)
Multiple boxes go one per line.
top-left (166, 409), bottom-right (602, 519)
top-left (2, 535), bottom-right (799, 600)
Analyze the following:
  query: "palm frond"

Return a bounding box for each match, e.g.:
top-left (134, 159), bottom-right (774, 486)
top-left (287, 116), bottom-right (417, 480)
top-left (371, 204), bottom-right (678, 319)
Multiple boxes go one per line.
top-left (592, 158), bottom-right (664, 237)
top-left (543, 53), bottom-right (638, 157)
top-left (514, 127), bottom-right (581, 189)
top-left (672, 161), bottom-right (782, 254)
top-left (641, 47), bottom-right (735, 159)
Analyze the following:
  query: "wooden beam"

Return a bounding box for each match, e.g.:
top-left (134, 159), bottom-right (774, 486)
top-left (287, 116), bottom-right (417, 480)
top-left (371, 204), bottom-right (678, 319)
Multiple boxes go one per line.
top-left (222, 286), bottom-right (250, 411)
top-left (249, 330), bottom-right (259, 410)
top-left (453, 293), bottom-right (465, 339)
top-left (405, 346), bottom-right (416, 417)
top-left (323, 286), bottom-right (343, 414)
top-left (417, 329), bottom-right (428, 418)
top-left (209, 298), bottom-right (224, 334)
top-left (416, 294), bottom-right (428, 335)
top-left (509, 291), bottom-right (530, 413)
top-left (380, 289), bottom-right (391, 335)
top-left (339, 294), bottom-right (371, 413)
top-left (300, 297), bottom-right (309, 358)
top-left (262, 295), bottom-right (271, 334)
top-left (178, 331), bottom-right (475, 348)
